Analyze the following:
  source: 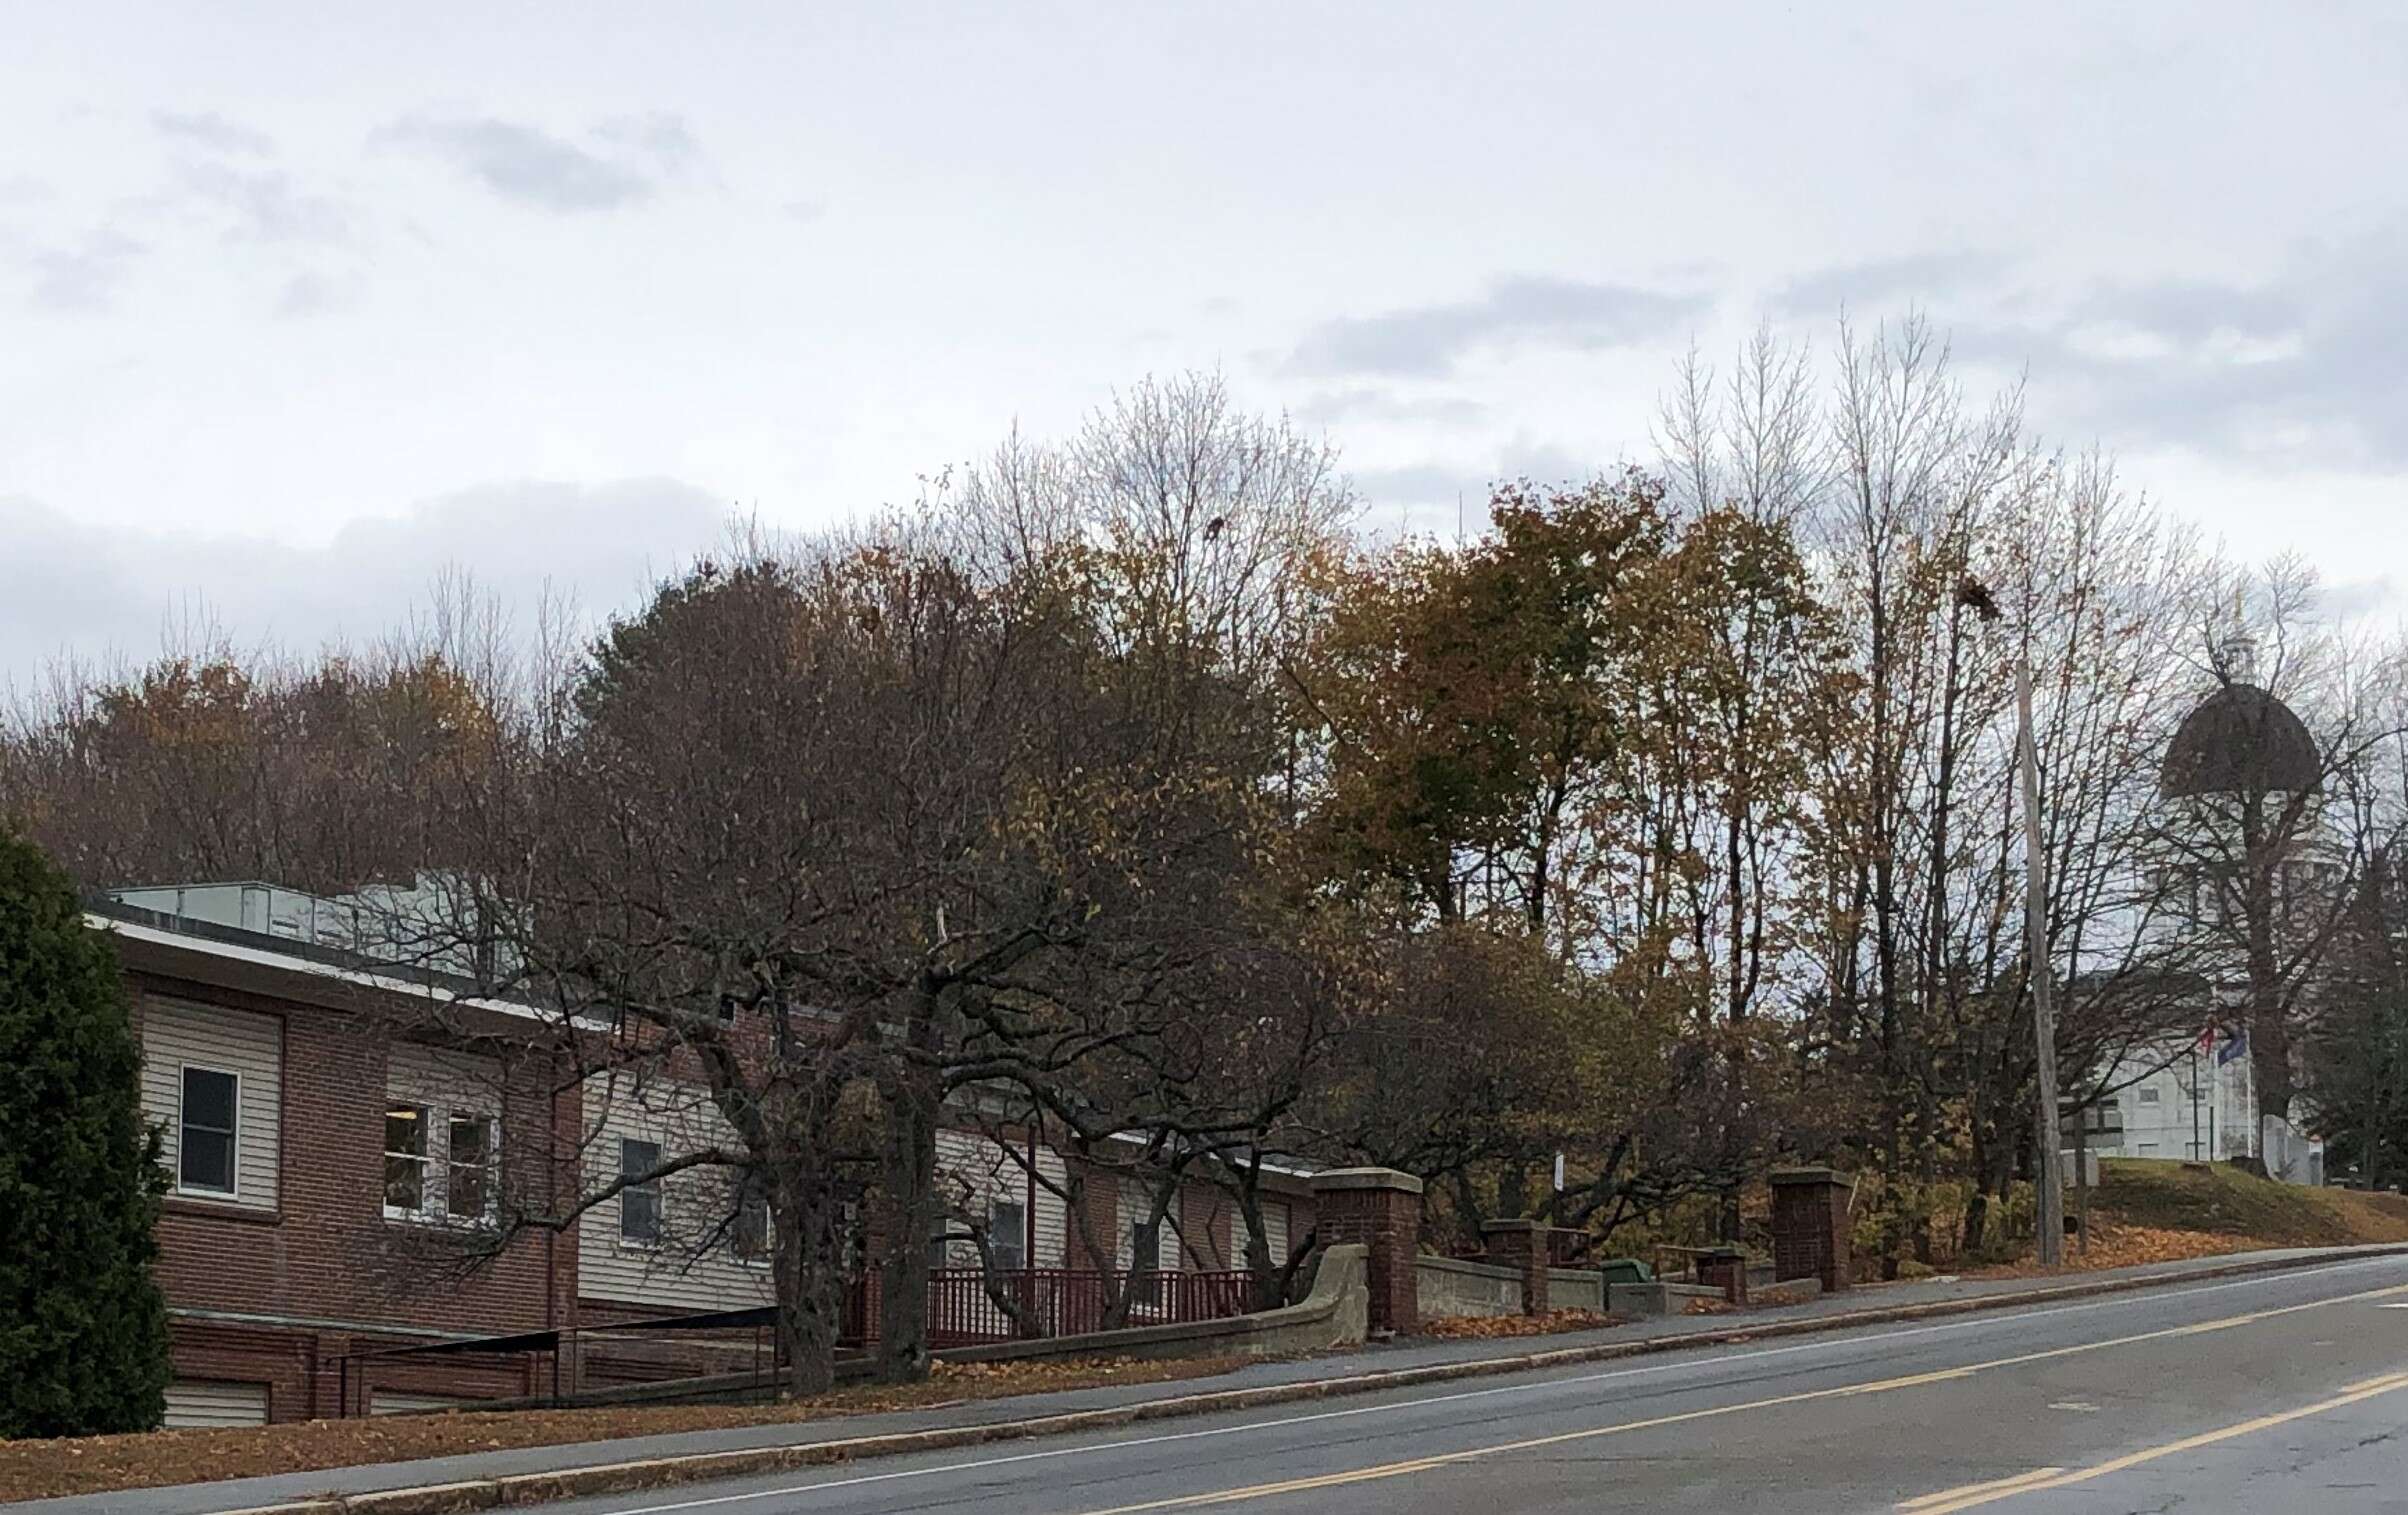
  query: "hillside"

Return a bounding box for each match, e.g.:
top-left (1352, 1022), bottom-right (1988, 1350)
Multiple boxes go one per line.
top-left (2090, 1158), bottom-right (2408, 1247)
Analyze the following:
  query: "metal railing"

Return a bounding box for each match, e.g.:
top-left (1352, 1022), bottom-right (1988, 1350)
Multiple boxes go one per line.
top-left (847, 1267), bottom-right (1256, 1347)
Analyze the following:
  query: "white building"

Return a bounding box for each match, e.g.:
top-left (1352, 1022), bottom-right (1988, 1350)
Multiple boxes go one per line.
top-left (2090, 1031), bottom-right (2324, 1183)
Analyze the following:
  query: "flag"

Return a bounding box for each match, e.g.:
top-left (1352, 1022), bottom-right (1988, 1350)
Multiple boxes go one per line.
top-left (2217, 1029), bottom-right (2248, 1066)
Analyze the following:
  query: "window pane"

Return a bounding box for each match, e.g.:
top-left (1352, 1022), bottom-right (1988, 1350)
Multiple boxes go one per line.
top-left (383, 1105), bottom-right (430, 1213)
top-left (620, 1138), bottom-right (662, 1243)
top-left (182, 1068), bottom-right (236, 1132)
top-left (385, 1108), bottom-right (427, 1157)
top-left (989, 1199), bottom-right (1027, 1273)
top-left (447, 1116), bottom-right (492, 1218)
top-left (623, 1188), bottom-right (660, 1242)
top-left (734, 1197), bottom-right (771, 1259)
top-left (385, 1153), bottom-right (425, 1211)
top-left (181, 1128), bottom-right (235, 1193)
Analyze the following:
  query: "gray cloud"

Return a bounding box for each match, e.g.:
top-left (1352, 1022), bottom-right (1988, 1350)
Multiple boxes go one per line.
top-left (595, 114), bottom-right (701, 175)
top-left (152, 110), bottom-right (275, 157)
top-left (273, 269), bottom-right (362, 319)
top-left (2322, 575), bottom-right (2399, 623)
top-left (1949, 223), bottom-right (2408, 467)
top-left (1295, 386), bottom-right (1489, 427)
top-left (1285, 276), bottom-right (1705, 378)
top-left (375, 114), bottom-right (698, 212)
top-left (0, 478), bottom-right (729, 687)
top-left (1772, 251), bottom-right (2010, 319)
top-left (179, 160), bottom-right (352, 243)
top-left (26, 229), bottom-right (145, 311)
top-left (783, 197), bottom-right (828, 224)
top-left (1349, 440), bottom-right (1606, 537)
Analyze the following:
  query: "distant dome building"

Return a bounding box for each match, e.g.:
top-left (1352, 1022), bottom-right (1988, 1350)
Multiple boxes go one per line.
top-left (2160, 682), bottom-right (2323, 799)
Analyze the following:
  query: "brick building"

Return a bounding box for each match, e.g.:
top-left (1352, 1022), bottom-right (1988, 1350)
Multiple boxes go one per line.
top-left (93, 885), bottom-right (1317, 1427)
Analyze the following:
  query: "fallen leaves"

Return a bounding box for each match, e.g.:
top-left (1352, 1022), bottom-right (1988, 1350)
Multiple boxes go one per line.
top-left (1421, 1309), bottom-right (1621, 1339)
top-left (1963, 1223), bottom-right (2254, 1278)
top-left (0, 1354), bottom-right (1254, 1503)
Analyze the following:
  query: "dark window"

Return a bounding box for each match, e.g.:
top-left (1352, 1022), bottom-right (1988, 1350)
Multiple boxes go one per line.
top-left (988, 1198), bottom-right (1028, 1273)
top-left (179, 1067), bottom-right (238, 1194)
top-left (1127, 1218), bottom-right (1163, 1305)
top-left (384, 1104), bottom-right (429, 1213)
top-left (447, 1114), bottom-right (493, 1219)
top-left (732, 1180), bottom-right (771, 1262)
top-left (620, 1138), bottom-right (663, 1244)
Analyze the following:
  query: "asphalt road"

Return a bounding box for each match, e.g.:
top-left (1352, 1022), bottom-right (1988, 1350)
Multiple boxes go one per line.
top-left (533, 1254), bottom-right (2408, 1515)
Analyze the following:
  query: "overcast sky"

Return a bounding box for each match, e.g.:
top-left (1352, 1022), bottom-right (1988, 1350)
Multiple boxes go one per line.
top-left (5, 2), bottom-right (2406, 684)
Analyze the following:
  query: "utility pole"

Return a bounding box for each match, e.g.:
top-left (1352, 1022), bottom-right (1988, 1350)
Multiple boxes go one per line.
top-left (1959, 574), bottom-right (2063, 1266)
top-left (2020, 653), bottom-right (2065, 1266)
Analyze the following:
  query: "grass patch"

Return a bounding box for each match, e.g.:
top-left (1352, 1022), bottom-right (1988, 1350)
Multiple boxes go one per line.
top-left (2090, 1159), bottom-right (2408, 1246)
top-left (1963, 1159), bottom-right (2408, 1278)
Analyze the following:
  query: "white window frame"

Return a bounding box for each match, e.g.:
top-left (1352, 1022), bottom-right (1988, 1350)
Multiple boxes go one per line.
top-left (619, 1136), bottom-right (665, 1249)
top-left (383, 1102), bottom-right (434, 1220)
top-left (382, 1100), bottom-right (503, 1227)
top-left (176, 1063), bottom-right (243, 1199)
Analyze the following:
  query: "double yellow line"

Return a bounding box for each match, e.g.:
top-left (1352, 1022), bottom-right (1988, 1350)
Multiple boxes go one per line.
top-left (1062, 1278), bottom-right (2408, 1515)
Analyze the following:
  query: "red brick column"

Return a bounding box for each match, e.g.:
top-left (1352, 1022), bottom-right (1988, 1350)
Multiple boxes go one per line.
top-left (1696, 1246), bottom-right (1749, 1304)
top-left (1771, 1168), bottom-right (1855, 1292)
top-left (1480, 1220), bottom-right (1556, 1315)
top-left (1309, 1168), bottom-right (1423, 1336)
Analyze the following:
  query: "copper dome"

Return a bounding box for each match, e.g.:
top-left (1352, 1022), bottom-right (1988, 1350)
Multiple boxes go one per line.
top-left (2160, 682), bottom-right (2322, 798)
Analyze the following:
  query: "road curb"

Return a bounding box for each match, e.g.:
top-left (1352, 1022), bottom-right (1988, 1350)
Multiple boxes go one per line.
top-left (222, 1244), bottom-right (2408, 1515)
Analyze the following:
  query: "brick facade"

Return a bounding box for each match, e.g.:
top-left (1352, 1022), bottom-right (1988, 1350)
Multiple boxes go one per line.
top-left (114, 917), bottom-right (1328, 1420)
top-left (1771, 1167), bottom-right (1855, 1292)
top-left (1480, 1220), bottom-right (1558, 1316)
top-left (1310, 1168), bottom-right (1422, 1335)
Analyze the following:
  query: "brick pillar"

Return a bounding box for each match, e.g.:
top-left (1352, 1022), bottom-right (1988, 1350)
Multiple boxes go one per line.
top-left (1310, 1167), bottom-right (1423, 1335)
top-left (1696, 1245), bottom-right (1749, 1304)
top-left (1480, 1219), bottom-right (1556, 1315)
top-left (1771, 1167), bottom-right (1855, 1292)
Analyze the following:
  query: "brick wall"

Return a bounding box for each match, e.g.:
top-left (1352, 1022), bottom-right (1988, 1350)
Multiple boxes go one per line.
top-left (130, 961), bottom-right (580, 1419)
top-left (1309, 1170), bottom-right (1421, 1335)
top-left (1771, 1169), bottom-right (1854, 1292)
top-left (141, 975), bottom-right (571, 1339)
top-left (1178, 1181), bottom-right (1236, 1269)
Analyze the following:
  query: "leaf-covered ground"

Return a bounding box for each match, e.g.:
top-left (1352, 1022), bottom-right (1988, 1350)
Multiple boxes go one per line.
top-left (1966, 1159), bottom-right (2408, 1277)
top-left (1421, 1308), bottom-right (1623, 1339)
top-left (0, 1355), bottom-right (1252, 1503)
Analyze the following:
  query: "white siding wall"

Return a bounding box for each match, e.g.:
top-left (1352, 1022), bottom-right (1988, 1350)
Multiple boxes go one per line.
top-left (164, 1380), bottom-right (269, 1428)
top-left (137, 997), bottom-right (281, 1211)
top-left (1262, 1198), bottom-right (1291, 1266)
top-left (933, 1130), bottom-right (1069, 1268)
top-left (576, 1073), bottom-right (774, 1312)
top-left (1116, 1176), bottom-right (1180, 1273)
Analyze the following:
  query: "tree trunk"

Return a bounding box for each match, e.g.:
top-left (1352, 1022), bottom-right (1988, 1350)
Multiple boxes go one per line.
top-left (874, 1066), bottom-right (942, 1383)
top-left (773, 1165), bottom-right (846, 1398)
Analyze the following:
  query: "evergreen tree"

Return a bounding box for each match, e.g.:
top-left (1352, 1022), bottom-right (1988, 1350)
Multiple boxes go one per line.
top-left (0, 827), bottom-right (169, 1437)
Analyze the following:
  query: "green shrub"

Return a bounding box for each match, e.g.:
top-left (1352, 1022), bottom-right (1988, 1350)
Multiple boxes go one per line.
top-left (0, 829), bottom-right (169, 1437)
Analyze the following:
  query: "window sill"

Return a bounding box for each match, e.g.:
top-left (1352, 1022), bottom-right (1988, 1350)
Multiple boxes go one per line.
top-left (164, 1196), bottom-right (280, 1226)
top-left (385, 1209), bottom-right (503, 1233)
